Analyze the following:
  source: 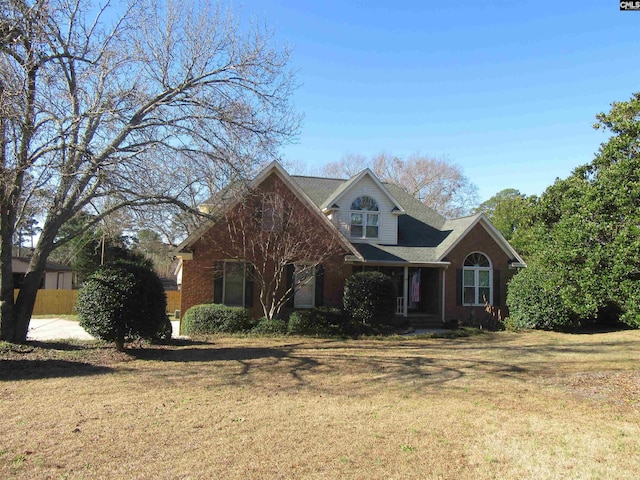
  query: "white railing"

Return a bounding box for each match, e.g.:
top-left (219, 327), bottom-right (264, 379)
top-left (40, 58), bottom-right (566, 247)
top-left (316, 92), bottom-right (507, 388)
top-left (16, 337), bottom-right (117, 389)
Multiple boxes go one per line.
top-left (396, 297), bottom-right (404, 315)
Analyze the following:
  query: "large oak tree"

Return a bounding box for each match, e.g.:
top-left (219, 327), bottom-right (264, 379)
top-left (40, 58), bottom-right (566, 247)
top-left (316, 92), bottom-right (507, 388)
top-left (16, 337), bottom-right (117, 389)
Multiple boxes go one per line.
top-left (0, 0), bottom-right (299, 341)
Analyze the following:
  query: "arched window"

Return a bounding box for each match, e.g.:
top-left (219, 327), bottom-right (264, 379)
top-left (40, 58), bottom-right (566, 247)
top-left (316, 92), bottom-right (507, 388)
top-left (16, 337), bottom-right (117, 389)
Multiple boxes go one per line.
top-left (462, 253), bottom-right (492, 305)
top-left (350, 196), bottom-right (379, 239)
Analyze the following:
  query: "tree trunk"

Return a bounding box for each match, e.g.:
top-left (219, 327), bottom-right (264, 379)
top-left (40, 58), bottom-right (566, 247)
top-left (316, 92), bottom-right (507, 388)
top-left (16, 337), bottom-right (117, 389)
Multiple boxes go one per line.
top-left (0, 207), bottom-right (16, 341)
top-left (12, 270), bottom-right (43, 343)
top-left (11, 225), bottom-right (58, 343)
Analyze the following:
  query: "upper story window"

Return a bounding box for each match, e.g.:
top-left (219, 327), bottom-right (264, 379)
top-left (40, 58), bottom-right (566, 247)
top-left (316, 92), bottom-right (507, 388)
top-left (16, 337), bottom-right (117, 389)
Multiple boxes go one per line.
top-left (462, 253), bottom-right (492, 306)
top-left (350, 195), bottom-right (379, 239)
top-left (261, 193), bottom-right (284, 232)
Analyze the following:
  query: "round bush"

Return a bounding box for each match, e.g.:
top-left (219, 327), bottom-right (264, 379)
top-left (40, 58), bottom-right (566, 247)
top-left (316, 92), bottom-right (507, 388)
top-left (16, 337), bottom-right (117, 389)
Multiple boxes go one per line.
top-left (251, 317), bottom-right (287, 336)
top-left (343, 272), bottom-right (395, 326)
top-left (506, 265), bottom-right (576, 331)
top-left (77, 260), bottom-right (168, 349)
top-left (287, 307), bottom-right (346, 336)
top-left (181, 304), bottom-right (253, 335)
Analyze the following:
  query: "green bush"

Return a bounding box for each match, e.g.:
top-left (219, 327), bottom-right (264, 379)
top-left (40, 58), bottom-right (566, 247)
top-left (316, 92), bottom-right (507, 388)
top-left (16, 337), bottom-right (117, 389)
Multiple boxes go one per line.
top-left (181, 304), bottom-right (253, 335)
top-left (77, 260), bottom-right (168, 349)
top-left (287, 307), bottom-right (347, 336)
top-left (251, 317), bottom-right (287, 336)
top-left (506, 265), bottom-right (577, 331)
top-left (343, 272), bottom-right (395, 326)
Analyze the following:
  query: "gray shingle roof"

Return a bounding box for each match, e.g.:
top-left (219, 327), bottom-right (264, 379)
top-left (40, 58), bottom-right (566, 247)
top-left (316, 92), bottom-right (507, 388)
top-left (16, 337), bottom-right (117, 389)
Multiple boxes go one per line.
top-left (291, 175), bottom-right (477, 264)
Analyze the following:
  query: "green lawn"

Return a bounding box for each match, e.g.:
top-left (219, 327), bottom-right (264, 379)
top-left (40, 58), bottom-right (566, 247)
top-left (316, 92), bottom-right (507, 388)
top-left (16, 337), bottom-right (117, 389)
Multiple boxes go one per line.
top-left (1, 330), bottom-right (639, 479)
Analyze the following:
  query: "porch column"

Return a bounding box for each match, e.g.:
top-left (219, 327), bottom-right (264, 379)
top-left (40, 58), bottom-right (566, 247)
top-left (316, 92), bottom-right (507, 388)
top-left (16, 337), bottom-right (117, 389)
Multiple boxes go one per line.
top-left (441, 269), bottom-right (446, 323)
top-left (403, 266), bottom-right (409, 317)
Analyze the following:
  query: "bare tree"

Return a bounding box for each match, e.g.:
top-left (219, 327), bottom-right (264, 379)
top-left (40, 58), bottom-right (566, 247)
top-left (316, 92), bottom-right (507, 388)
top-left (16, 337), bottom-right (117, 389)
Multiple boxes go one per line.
top-left (219, 181), bottom-right (348, 320)
top-left (319, 153), bottom-right (369, 178)
top-left (0, 0), bottom-right (299, 342)
top-left (322, 152), bottom-right (479, 218)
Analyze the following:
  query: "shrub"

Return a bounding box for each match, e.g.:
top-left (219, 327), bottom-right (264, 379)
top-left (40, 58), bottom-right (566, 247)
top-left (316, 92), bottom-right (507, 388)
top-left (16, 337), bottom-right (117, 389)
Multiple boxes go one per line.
top-left (181, 304), bottom-right (253, 335)
top-left (155, 315), bottom-right (173, 343)
top-left (287, 307), bottom-right (346, 336)
top-left (343, 272), bottom-right (395, 326)
top-left (251, 317), bottom-right (287, 336)
top-left (506, 265), bottom-right (577, 331)
top-left (77, 260), bottom-right (168, 350)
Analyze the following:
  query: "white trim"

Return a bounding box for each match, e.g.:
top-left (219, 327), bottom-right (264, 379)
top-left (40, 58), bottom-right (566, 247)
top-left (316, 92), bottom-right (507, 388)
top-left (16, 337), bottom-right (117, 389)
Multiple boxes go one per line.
top-left (438, 214), bottom-right (526, 265)
top-left (344, 258), bottom-right (451, 268)
top-left (461, 252), bottom-right (493, 306)
top-left (322, 169), bottom-right (405, 214)
top-left (349, 197), bottom-right (380, 239)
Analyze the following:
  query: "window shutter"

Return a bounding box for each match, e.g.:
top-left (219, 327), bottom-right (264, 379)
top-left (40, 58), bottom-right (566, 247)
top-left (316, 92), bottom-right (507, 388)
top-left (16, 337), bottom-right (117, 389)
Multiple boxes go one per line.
top-left (285, 264), bottom-right (295, 308)
top-left (214, 261), bottom-right (224, 304)
top-left (245, 264), bottom-right (254, 308)
top-left (493, 269), bottom-right (501, 306)
top-left (456, 269), bottom-right (462, 306)
top-left (314, 264), bottom-right (324, 307)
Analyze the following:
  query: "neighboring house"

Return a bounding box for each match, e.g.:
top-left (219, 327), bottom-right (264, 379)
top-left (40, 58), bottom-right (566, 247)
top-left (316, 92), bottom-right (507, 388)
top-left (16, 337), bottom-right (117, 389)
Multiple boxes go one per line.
top-left (176, 162), bottom-right (525, 326)
top-left (12, 257), bottom-right (73, 290)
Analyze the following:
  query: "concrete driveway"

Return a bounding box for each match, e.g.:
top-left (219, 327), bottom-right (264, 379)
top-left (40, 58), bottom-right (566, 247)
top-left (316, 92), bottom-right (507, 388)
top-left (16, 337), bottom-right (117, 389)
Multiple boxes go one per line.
top-left (27, 318), bottom-right (181, 341)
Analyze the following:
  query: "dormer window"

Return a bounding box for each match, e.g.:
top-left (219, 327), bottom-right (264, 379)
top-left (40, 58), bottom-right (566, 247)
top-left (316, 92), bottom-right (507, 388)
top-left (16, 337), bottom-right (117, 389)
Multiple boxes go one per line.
top-left (350, 196), bottom-right (379, 239)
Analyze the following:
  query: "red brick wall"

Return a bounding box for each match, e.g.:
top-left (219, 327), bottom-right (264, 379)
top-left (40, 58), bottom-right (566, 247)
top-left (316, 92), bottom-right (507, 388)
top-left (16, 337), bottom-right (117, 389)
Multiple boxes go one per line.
top-left (321, 255), bottom-right (352, 308)
top-left (179, 172), bottom-right (351, 318)
top-left (443, 222), bottom-right (517, 323)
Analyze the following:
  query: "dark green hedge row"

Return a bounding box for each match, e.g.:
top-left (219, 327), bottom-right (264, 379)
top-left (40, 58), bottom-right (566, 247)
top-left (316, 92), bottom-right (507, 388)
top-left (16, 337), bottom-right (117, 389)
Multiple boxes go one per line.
top-left (181, 303), bottom-right (395, 338)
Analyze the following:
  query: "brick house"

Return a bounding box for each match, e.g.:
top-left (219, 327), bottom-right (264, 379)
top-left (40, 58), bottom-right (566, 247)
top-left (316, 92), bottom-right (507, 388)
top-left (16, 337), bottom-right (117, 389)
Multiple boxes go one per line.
top-left (176, 162), bottom-right (525, 326)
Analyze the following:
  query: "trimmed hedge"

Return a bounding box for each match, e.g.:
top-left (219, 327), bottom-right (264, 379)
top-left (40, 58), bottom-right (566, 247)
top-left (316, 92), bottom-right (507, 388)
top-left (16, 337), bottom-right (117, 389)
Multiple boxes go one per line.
top-left (251, 317), bottom-right (288, 336)
top-left (181, 304), bottom-right (254, 335)
top-left (287, 307), bottom-right (347, 336)
top-left (343, 272), bottom-right (395, 326)
top-left (77, 260), bottom-right (168, 349)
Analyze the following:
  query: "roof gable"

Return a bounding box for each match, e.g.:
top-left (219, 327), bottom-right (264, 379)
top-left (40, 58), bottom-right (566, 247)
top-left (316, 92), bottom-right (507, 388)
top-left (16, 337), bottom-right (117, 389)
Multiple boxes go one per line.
top-left (437, 213), bottom-right (526, 264)
top-left (176, 162), bottom-right (362, 259)
top-left (319, 169), bottom-right (405, 214)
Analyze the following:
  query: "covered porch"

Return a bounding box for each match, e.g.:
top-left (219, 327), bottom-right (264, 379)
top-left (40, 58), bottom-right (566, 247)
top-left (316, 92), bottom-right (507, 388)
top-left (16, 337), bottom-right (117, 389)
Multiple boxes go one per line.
top-left (352, 263), bottom-right (450, 326)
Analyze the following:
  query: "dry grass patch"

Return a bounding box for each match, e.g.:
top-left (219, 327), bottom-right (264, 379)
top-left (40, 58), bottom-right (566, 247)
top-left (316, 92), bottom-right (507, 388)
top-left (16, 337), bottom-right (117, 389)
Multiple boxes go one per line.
top-left (1, 330), bottom-right (639, 479)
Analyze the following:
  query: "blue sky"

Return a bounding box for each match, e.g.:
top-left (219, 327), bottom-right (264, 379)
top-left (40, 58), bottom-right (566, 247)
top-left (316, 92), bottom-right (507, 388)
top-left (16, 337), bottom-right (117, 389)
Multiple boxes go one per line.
top-left (246, 1), bottom-right (640, 201)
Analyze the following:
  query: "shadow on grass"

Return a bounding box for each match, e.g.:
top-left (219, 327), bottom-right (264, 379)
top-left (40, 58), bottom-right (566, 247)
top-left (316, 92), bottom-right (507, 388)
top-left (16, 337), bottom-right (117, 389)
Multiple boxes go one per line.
top-left (27, 340), bottom-right (97, 351)
top-left (129, 344), bottom-right (295, 363)
top-left (0, 359), bottom-right (113, 381)
top-left (126, 338), bottom-right (533, 395)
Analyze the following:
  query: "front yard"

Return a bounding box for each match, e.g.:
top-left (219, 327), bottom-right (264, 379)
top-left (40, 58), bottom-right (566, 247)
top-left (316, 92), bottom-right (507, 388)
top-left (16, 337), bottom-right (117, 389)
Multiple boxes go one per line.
top-left (1, 330), bottom-right (639, 479)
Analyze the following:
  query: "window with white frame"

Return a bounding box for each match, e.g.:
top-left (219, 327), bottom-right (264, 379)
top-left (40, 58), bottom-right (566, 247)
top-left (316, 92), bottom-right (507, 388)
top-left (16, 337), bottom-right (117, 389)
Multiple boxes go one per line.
top-left (294, 264), bottom-right (315, 308)
top-left (462, 253), bottom-right (492, 306)
top-left (223, 261), bottom-right (245, 306)
top-left (350, 196), bottom-right (379, 239)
